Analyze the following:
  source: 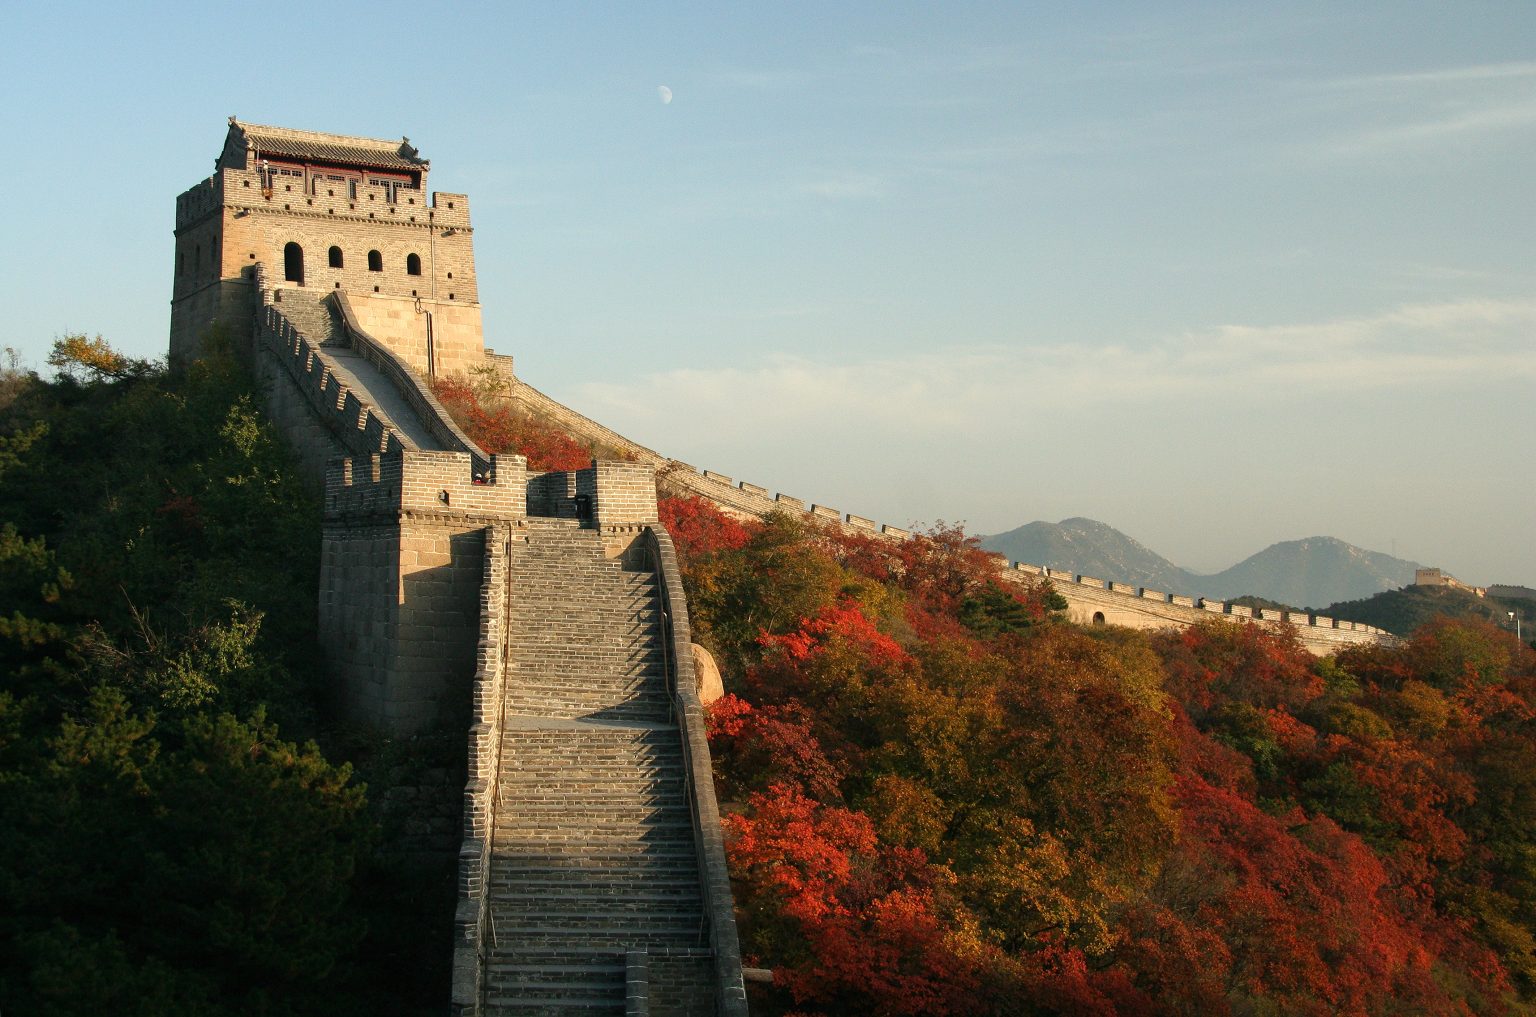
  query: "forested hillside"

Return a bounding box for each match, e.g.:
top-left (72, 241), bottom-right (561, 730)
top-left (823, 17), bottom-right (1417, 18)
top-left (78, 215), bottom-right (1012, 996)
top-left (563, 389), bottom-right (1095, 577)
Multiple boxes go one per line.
top-left (664, 494), bottom-right (1536, 1016)
top-left (1326, 584), bottom-right (1535, 641)
top-left (6, 338), bottom-right (1535, 1016)
top-left (0, 339), bottom-right (449, 1015)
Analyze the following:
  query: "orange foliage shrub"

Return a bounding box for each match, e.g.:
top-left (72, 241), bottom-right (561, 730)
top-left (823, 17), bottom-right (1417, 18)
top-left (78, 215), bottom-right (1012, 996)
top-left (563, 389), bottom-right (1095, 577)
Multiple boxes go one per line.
top-left (430, 375), bottom-right (590, 472)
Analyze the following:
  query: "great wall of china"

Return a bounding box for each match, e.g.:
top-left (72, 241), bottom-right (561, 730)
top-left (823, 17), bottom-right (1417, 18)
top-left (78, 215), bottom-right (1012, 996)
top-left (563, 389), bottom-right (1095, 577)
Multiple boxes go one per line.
top-left (498, 378), bottom-right (1393, 656)
top-left (171, 120), bottom-right (1393, 1016)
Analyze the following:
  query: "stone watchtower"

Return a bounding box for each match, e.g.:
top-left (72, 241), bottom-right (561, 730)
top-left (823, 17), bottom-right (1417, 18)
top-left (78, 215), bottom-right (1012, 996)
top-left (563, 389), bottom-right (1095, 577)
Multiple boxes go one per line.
top-left (170, 117), bottom-right (485, 375)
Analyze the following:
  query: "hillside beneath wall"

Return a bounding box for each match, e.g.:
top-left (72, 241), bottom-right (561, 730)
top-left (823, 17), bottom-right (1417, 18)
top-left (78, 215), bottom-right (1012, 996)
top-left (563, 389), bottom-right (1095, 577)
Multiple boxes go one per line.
top-left (1324, 583), bottom-right (1535, 640)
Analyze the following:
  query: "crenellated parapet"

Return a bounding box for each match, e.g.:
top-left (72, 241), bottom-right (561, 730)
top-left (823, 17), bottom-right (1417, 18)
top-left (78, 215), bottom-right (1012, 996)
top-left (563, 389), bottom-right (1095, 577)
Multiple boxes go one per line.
top-left (325, 450), bottom-right (525, 523)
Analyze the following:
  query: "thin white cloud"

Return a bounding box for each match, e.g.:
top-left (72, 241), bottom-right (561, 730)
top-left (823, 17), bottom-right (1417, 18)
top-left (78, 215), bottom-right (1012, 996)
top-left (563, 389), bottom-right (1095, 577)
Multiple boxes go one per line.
top-left (1335, 61), bottom-right (1536, 88)
top-left (572, 298), bottom-right (1536, 438)
top-left (1313, 97), bottom-right (1536, 159)
top-left (798, 172), bottom-right (891, 200)
top-left (1293, 60), bottom-right (1536, 161)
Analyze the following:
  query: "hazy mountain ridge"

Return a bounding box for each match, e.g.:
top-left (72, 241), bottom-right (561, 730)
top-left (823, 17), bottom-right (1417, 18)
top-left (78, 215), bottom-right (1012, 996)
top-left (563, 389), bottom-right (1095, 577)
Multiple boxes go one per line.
top-left (981, 519), bottom-right (1423, 609)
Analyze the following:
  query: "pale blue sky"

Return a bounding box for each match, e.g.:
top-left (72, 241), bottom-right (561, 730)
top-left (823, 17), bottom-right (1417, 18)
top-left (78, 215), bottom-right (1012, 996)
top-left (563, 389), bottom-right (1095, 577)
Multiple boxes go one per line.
top-left (3, 2), bottom-right (1532, 583)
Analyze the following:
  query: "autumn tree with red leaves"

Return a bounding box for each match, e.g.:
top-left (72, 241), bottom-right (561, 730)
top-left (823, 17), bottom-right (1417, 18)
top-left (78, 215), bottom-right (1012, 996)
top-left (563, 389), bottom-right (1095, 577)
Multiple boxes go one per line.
top-left (666, 500), bottom-right (1536, 1014)
top-left (430, 374), bottom-right (591, 471)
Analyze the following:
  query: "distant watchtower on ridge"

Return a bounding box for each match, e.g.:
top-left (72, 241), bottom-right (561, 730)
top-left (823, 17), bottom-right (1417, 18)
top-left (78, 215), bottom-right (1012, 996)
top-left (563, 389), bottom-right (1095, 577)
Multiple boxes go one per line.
top-left (170, 117), bottom-right (486, 376)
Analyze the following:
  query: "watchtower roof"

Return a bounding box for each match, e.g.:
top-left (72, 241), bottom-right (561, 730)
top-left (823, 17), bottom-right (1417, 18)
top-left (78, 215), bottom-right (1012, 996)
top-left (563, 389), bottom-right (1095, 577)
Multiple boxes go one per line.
top-left (220, 117), bottom-right (429, 173)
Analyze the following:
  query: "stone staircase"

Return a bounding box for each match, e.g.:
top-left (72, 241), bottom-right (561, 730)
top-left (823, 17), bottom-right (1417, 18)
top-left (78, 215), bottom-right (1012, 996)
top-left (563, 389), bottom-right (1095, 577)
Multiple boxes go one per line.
top-left (485, 519), bottom-right (714, 1016)
top-left (270, 288), bottom-right (342, 345)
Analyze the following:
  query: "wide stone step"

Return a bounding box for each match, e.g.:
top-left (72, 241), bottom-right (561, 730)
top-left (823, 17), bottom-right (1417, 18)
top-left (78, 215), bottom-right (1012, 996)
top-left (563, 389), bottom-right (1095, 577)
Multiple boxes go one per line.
top-left (508, 668), bottom-right (665, 681)
top-left (492, 872), bottom-right (700, 890)
top-left (510, 620), bottom-right (659, 632)
top-left (510, 660), bottom-right (663, 673)
top-left (498, 761), bottom-right (682, 774)
top-left (487, 914), bottom-right (706, 939)
top-left (512, 657), bottom-right (662, 670)
top-left (504, 711), bottom-right (673, 726)
top-left (495, 769), bottom-right (682, 783)
top-left (511, 590), bottom-right (653, 614)
top-left (498, 801), bottom-right (690, 818)
top-left (505, 708), bottom-right (673, 724)
top-left (487, 955), bottom-right (625, 981)
top-left (510, 646), bottom-right (662, 661)
top-left (509, 601), bottom-right (658, 614)
top-left (505, 678), bottom-right (667, 694)
top-left (501, 744), bottom-right (680, 756)
top-left (485, 1003), bottom-right (621, 1014)
top-left (503, 693), bottom-right (669, 711)
top-left (513, 579), bottom-right (654, 592)
top-left (509, 555), bottom-right (650, 569)
top-left (491, 936), bottom-right (705, 962)
top-left (499, 762), bottom-right (678, 777)
top-left (510, 589), bottom-right (655, 602)
top-left (492, 888), bottom-right (702, 908)
top-left (495, 797), bottom-right (687, 812)
top-left (498, 764), bottom-right (681, 779)
top-left (493, 839), bottom-right (699, 857)
top-left (483, 1001), bottom-right (624, 1017)
top-left (492, 831), bottom-right (695, 845)
top-left (504, 693), bottom-right (669, 707)
top-left (494, 853), bottom-right (698, 871)
top-left (493, 876), bottom-right (699, 894)
top-left (496, 766), bottom-right (680, 778)
top-left (501, 737), bottom-right (680, 752)
top-left (497, 820), bottom-right (692, 837)
top-left (492, 893), bottom-right (702, 914)
top-left (508, 668), bottom-right (665, 682)
top-left (507, 671), bottom-right (663, 686)
top-left (491, 830), bottom-right (696, 846)
top-left (508, 620), bottom-right (658, 636)
top-left (501, 739), bottom-right (681, 754)
top-left (494, 786), bottom-right (685, 802)
top-left (493, 793), bottom-right (690, 808)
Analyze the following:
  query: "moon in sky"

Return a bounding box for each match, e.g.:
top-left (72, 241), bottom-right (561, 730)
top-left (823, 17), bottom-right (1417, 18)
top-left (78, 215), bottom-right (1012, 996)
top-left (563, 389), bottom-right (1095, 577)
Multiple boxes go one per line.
top-left (658, 85), bottom-right (673, 105)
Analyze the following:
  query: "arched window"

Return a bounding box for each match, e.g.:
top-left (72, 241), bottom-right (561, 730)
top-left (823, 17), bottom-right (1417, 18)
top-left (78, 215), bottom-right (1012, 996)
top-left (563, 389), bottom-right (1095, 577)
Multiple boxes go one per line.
top-left (328, 246), bottom-right (343, 268)
top-left (284, 242), bottom-right (304, 285)
top-left (367, 249), bottom-right (383, 272)
top-left (1092, 612), bottom-right (1106, 626)
top-left (405, 253), bottom-right (421, 276)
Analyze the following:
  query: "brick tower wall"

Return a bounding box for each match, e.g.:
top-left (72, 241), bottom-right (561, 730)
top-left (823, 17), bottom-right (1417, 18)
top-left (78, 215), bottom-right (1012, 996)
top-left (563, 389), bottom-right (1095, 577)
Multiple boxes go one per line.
top-left (171, 156), bottom-right (481, 373)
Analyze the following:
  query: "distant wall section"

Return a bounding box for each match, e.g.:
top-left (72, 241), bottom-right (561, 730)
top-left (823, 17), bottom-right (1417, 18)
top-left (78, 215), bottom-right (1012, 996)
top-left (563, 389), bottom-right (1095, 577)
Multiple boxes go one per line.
top-left (502, 377), bottom-right (1394, 655)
